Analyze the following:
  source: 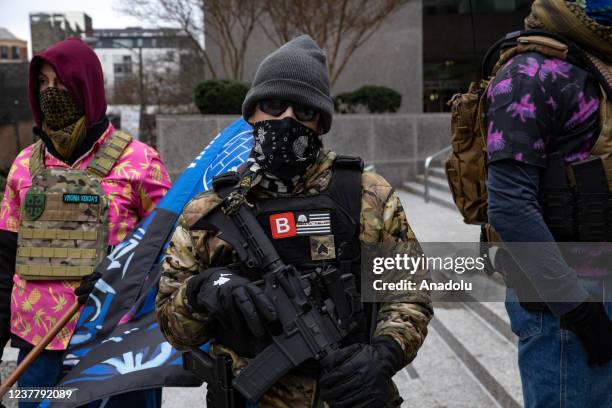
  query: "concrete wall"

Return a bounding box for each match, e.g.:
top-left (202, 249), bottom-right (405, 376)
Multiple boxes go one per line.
top-left (157, 113), bottom-right (450, 186)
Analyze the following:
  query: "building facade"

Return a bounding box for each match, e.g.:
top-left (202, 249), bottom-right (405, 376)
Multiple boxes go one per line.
top-left (0, 28), bottom-right (32, 169)
top-left (30, 12), bottom-right (93, 54)
top-left (88, 27), bottom-right (194, 101)
top-left (0, 28), bottom-right (27, 64)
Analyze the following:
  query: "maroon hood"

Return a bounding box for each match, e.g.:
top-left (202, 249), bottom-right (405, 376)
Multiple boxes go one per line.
top-left (28, 37), bottom-right (107, 129)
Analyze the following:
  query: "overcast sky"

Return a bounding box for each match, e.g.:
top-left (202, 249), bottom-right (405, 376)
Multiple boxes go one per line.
top-left (0, 0), bottom-right (146, 54)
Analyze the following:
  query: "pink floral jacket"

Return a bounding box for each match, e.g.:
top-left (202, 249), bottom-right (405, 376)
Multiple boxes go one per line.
top-left (0, 123), bottom-right (171, 349)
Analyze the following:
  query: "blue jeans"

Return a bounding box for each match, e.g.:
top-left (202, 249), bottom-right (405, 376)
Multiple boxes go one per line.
top-left (16, 348), bottom-right (162, 408)
top-left (505, 277), bottom-right (612, 408)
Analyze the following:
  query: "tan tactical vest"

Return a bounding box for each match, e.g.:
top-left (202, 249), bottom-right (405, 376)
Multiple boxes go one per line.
top-left (446, 33), bottom-right (612, 228)
top-left (16, 131), bottom-right (132, 280)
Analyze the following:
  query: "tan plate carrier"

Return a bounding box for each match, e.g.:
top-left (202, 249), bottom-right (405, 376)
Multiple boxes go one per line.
top-left (15, 131), bottom-right (132, 280)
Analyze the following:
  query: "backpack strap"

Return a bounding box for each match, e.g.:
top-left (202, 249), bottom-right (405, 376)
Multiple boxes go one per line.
top-left (28, 140), bottom-right (46, 180)
top-left (482, 29), bottom-right (573, 77)
top-left (86, 130), bottom-right (132, 179)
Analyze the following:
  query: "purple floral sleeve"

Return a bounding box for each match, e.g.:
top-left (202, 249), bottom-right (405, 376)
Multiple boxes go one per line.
top-left (485, 52), bottom-right (600, 167)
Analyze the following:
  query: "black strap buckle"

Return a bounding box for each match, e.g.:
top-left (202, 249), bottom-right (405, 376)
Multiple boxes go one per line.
top-left (213, 171), bottom-right (240, 192)
top-left (334, 155), bottom-right (364, 171)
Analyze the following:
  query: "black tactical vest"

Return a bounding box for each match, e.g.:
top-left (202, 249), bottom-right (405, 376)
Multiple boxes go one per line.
top-left (213, 156), bottom-right (373, 360)
top-left (253, 156), bottom-right (362, 281)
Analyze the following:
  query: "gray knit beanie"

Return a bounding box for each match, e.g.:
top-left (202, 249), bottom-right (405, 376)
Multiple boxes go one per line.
top-left (242, 35), bottom-right (333, 134)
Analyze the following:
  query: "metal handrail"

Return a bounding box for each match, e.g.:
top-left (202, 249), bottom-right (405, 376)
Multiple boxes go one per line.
top-left (423, 145), bottom-right (452, 203)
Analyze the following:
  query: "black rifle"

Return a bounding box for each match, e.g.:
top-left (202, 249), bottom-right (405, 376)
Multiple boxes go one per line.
top-left (192, 173), bottom-right (354, 403)
top-left (182, 349), bottom-right (244, 408)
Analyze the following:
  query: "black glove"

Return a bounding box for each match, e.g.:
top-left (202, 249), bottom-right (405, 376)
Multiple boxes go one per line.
top-left (74, 272), bottom-right (102, 304)
top-left (319, 336), bottom-right (405, 408)
top-left (186, 267), bottom-right (278, 337)
top-left (561, 301), bottom-right (612, 366)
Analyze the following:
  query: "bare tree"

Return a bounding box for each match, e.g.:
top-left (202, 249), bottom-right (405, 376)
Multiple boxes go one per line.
top-left (143, 53), bottom-right (200, 112)
top-left (203, 0), bottom-right (266, 80)
top-left (260, 0), bottom-right (409, 85)
top-left (108, 76), bottom-right (139, 105)
top-left (117, 0), bottom-right (265, 81)
top-left (107, 53), bottom-right (199, 111)
top-left (118, 0), bottom-right (408, 84)
top-left (116, 0), bottom-right (214, 76)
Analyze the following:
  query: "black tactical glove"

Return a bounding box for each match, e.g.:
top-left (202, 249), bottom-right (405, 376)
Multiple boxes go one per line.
top-left (74, 271), bottom-right (103, 305)
top-left (186, 267), bottom-right (278, 337)
top-left (319, 336), bottom-right (405, 408)
top-left (561, 301), bottom-right (612, 366)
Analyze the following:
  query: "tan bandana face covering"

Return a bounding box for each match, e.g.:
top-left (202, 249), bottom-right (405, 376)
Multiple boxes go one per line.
top-left (42, 116), bottom-right (87, 160)
top-left (39, 86), bottom-right (87, 159)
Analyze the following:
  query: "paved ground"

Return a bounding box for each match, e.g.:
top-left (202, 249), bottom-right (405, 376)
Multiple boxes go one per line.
top-left (1, 192), bottom-right (522, 408)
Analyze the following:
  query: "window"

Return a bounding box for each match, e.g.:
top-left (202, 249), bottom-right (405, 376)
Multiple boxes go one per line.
top-left (422, 0), bottom-right (531, 111)
top-left (115, 39), bottom-right (134, 49)
top-left (11, 46), bottom-right (19, 60)
top-left (114, 61), bottom-right (132, 76)
top-left (0, 46), bottom-right (8, 59)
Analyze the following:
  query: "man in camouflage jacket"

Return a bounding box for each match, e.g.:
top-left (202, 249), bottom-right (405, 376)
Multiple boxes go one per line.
top-left (156, 35), bottom-right (432, 408)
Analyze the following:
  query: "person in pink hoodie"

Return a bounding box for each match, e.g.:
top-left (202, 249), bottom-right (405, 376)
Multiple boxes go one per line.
top-left (0, 37), bottom-right (170, 407)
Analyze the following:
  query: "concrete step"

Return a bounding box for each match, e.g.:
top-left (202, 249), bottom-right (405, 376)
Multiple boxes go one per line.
top-left (432, 302), bottom-right (522, 408)
top-left (421, 249), bottom-right (521, 407)
top-left (429, 254), bottom-right (516, 344)
top-left (415, 173), bottom-right (451, 194)
top-left (401, 181), bottom-right (457, 212)
top-left (397, 321), bottom-right (502, 407)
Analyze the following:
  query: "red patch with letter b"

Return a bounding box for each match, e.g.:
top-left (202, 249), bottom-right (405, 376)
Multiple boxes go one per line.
top-left (269, 212), bottom-right (297, 239)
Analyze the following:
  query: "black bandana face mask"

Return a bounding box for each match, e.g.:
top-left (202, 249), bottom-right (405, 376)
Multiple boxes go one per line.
top-left (251, 117), bottom-right (322, 183)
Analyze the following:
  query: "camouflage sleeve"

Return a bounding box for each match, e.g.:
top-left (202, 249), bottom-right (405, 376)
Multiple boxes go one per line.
top-left (361, 171), bottom-right (433, 365)
top-left (155, 192), bottom-right (234, 350)
top-left (155, 216), bottom-right (209, 350)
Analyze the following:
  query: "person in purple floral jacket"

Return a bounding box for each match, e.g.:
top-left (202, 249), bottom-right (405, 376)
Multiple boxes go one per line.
top-left (485, 0), bottom-right (612, 407)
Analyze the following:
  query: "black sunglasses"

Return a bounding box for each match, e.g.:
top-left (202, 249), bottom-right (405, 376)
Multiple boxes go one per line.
top-left (258, 99), bottom-right (319, 122)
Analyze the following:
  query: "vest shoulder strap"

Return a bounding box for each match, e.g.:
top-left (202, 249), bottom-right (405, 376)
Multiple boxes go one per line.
top-left (86, 130), bottom-right (132, 179)
top-left (328, 155), bottom-right (363, 230)
top-left (28, 140), bottom-right (46, 180)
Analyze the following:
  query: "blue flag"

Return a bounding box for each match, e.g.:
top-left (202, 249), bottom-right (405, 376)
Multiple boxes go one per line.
top-left (46, 118), bottom-right (254, 407)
